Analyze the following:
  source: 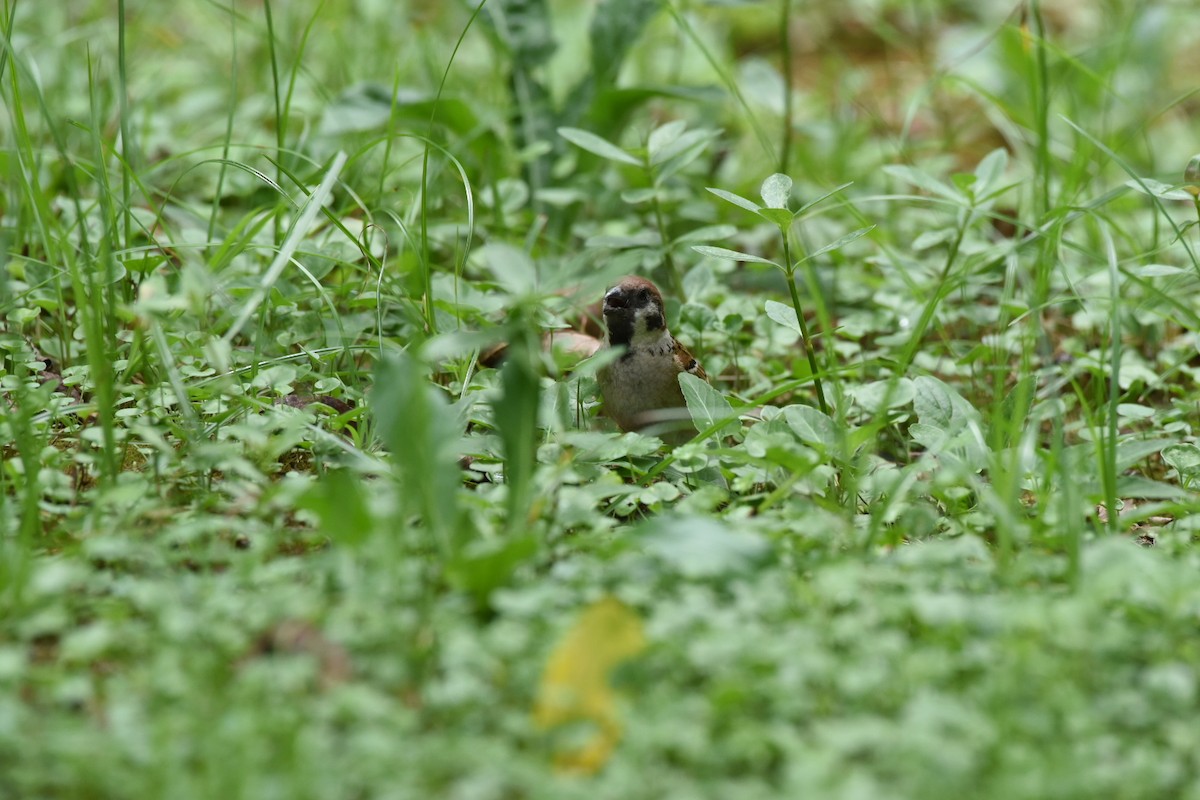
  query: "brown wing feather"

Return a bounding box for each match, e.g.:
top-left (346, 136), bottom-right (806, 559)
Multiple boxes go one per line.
top-left (672, 338), bottom-right (707, 382)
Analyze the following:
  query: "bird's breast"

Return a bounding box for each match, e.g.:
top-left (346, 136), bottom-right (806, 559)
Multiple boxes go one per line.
top-left (597, 346), bottom-right (687, 432)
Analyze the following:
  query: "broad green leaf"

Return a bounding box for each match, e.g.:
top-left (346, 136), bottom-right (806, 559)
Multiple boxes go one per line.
top-left (447, 534), bottom-right (539, 608)
top-left (909, 422), bottom-right (986, 469)
top-left (250, 364), bottom-right (299, 394)
top-left (370, 352), bottom-right (467, 554)
top-left (637, 480), bottom-right (682, 506)
top-left (480, 178), bottom-right (530, 213)
top-left (637, 515), bottom-right (770, 577)
top-left (472, 242), bottom-right (537, 294)
top-left (682, 263), bottom-right (717, 299)
top-left (760, 172), bottom-right (793, 209)
top-left (783, 404), bottom-right (838, 449)
top-left (1116, 403), bottom-right (1155, 420)
top-left (912, 375), bottom-right (980, 431)
top-left (1113, 476), bottom-right (1190, 500)
top-left (558, 127), bottom-right (641, 166)
top-left (560, 430), bottom-right (663, 461)
top-left (1161, 443), bottom-right (1200, 485)
top-left (764, 300), bottom-right (803, 336)
top-left (679, 371), bottom-right (736, 435)
top-left (493, 330), bottom-right (541, 532)
top-left (299, 469), bottom-right (374, 546)
top-left (706, 186), bottom-right (761, 214)
top-left (1112, 438), bottom-right (1177, 471)
top-left (848, 378), bottom-right (915, 412)
top-left (317, 83), bottom-right (480, 137)
top-left (691, 245), bottom-right (778, 266)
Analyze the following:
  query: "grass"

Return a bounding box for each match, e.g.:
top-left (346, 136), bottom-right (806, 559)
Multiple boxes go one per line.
top-left (4, 0), bottom-right (1200, 796)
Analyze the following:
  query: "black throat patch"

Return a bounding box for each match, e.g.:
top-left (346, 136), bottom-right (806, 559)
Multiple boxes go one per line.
top-left (606, 314), bottom-right (634, 348)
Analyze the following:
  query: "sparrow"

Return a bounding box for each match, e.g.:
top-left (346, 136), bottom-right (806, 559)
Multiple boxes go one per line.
top-left (596, 275), bottom-right (707, 438)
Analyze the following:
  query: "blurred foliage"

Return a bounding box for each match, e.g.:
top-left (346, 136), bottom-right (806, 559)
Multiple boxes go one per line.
top-left (3, 0), bottom-right (1200, 796)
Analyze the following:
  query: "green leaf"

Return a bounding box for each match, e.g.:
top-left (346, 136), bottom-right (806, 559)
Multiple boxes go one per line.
top-left (974, 148), bottom-right (1008, 197)
top-left (299, 468), bottom-right (374, 547)
top-left (647, 120), bottom-right (687, 163)
top-left (912, 228), bottom-right (955, 252)
top-left (706, 186), bottom-right (761, 214)
top-left (679, 372), bottom-right (736, 435)
top-left (800, 225), bottom-right (876, 264)
top-left (370, 352), bottom-right (468, 555)
top-left (671, 224), bottom-right (738, 245)
top-left (1125, 178), bottom-right (1192, 201)
top-left (1164, 445), bottom-right (1200, 483)
top-left (1116, 403), bottom-right (1155, 420)
top-left (756, 207), bottom-right (795, 229)
top-left (1115, 438), bottom-right (1177, 472)
top-left (795, 181), bottom-right (854, 215)
top-left (492, 331), bottom-right (542, 533)
top-left (652, 128), bottom-right (719, 175)
top-left (783, 405), bottom-right (838, 449)
top-left (317, 83), bottom-right (481, 137)
top-left (636, 515), bottom-right (771, 578)
top-left (471, 242), bottom-right (537, 295)
top-left (848, 379), bottom-right (915, 413)
top-left (1130, 264), bottom-right (1187, 278)
top-left (558, 126), bottom-right (641, 166)
top-left (764, 300), bottom-right (803, 336)
top-left (691, 245), bottom-right (778, 266)
top-left (912, 375), bottom-right (981, 431)
top-left (587, 231), bottom-right (661, 248)
top-left (582, 85), bottom-right (723, 138)
top-left (584, 0), bottom-right (661, 89)
top-left (760, 173), bottom-right (793, 209)
top-left (621, 187), bottom-right (659, 204)
top-left (1061, 437), bottom-right (1177, 487)
top-left (882, 164), bottom-right (962, 201)
top-left (447, 534), bottom-right (540, 608)
top-left (483, 0), bottom-right (556, 65)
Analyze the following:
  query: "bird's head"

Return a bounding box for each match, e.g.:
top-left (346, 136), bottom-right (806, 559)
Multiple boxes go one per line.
top-left (602, 276), bottom-right (667, 347)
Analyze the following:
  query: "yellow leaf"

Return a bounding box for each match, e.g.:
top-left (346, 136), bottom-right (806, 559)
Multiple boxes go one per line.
top-left (533, 596), bottom-right (646, 773)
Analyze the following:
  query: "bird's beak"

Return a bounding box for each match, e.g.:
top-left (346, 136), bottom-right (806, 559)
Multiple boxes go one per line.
top-left (603, 287), bottom-right (630, 316)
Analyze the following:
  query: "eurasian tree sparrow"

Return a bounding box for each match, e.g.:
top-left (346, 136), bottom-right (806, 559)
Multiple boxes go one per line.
top-left (597, 275), bottom-right (707, 438)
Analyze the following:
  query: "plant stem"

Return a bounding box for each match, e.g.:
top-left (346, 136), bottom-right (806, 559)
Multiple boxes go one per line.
top-left (896, 210), bottom-right (969, 376)
top-left (781, 233), bottom-right (828, 415)
top-left (650, 181), bottom-right (684, 299)
top-left (778, 0), bottom-right (793, 174)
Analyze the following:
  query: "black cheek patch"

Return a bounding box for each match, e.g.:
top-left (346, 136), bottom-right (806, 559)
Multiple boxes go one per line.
top-left (644, 311), bottom-right (664, 331)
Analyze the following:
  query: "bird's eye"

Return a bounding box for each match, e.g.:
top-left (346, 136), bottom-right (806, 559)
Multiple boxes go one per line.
top-left (638, 288), bottom-right (650, 302)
